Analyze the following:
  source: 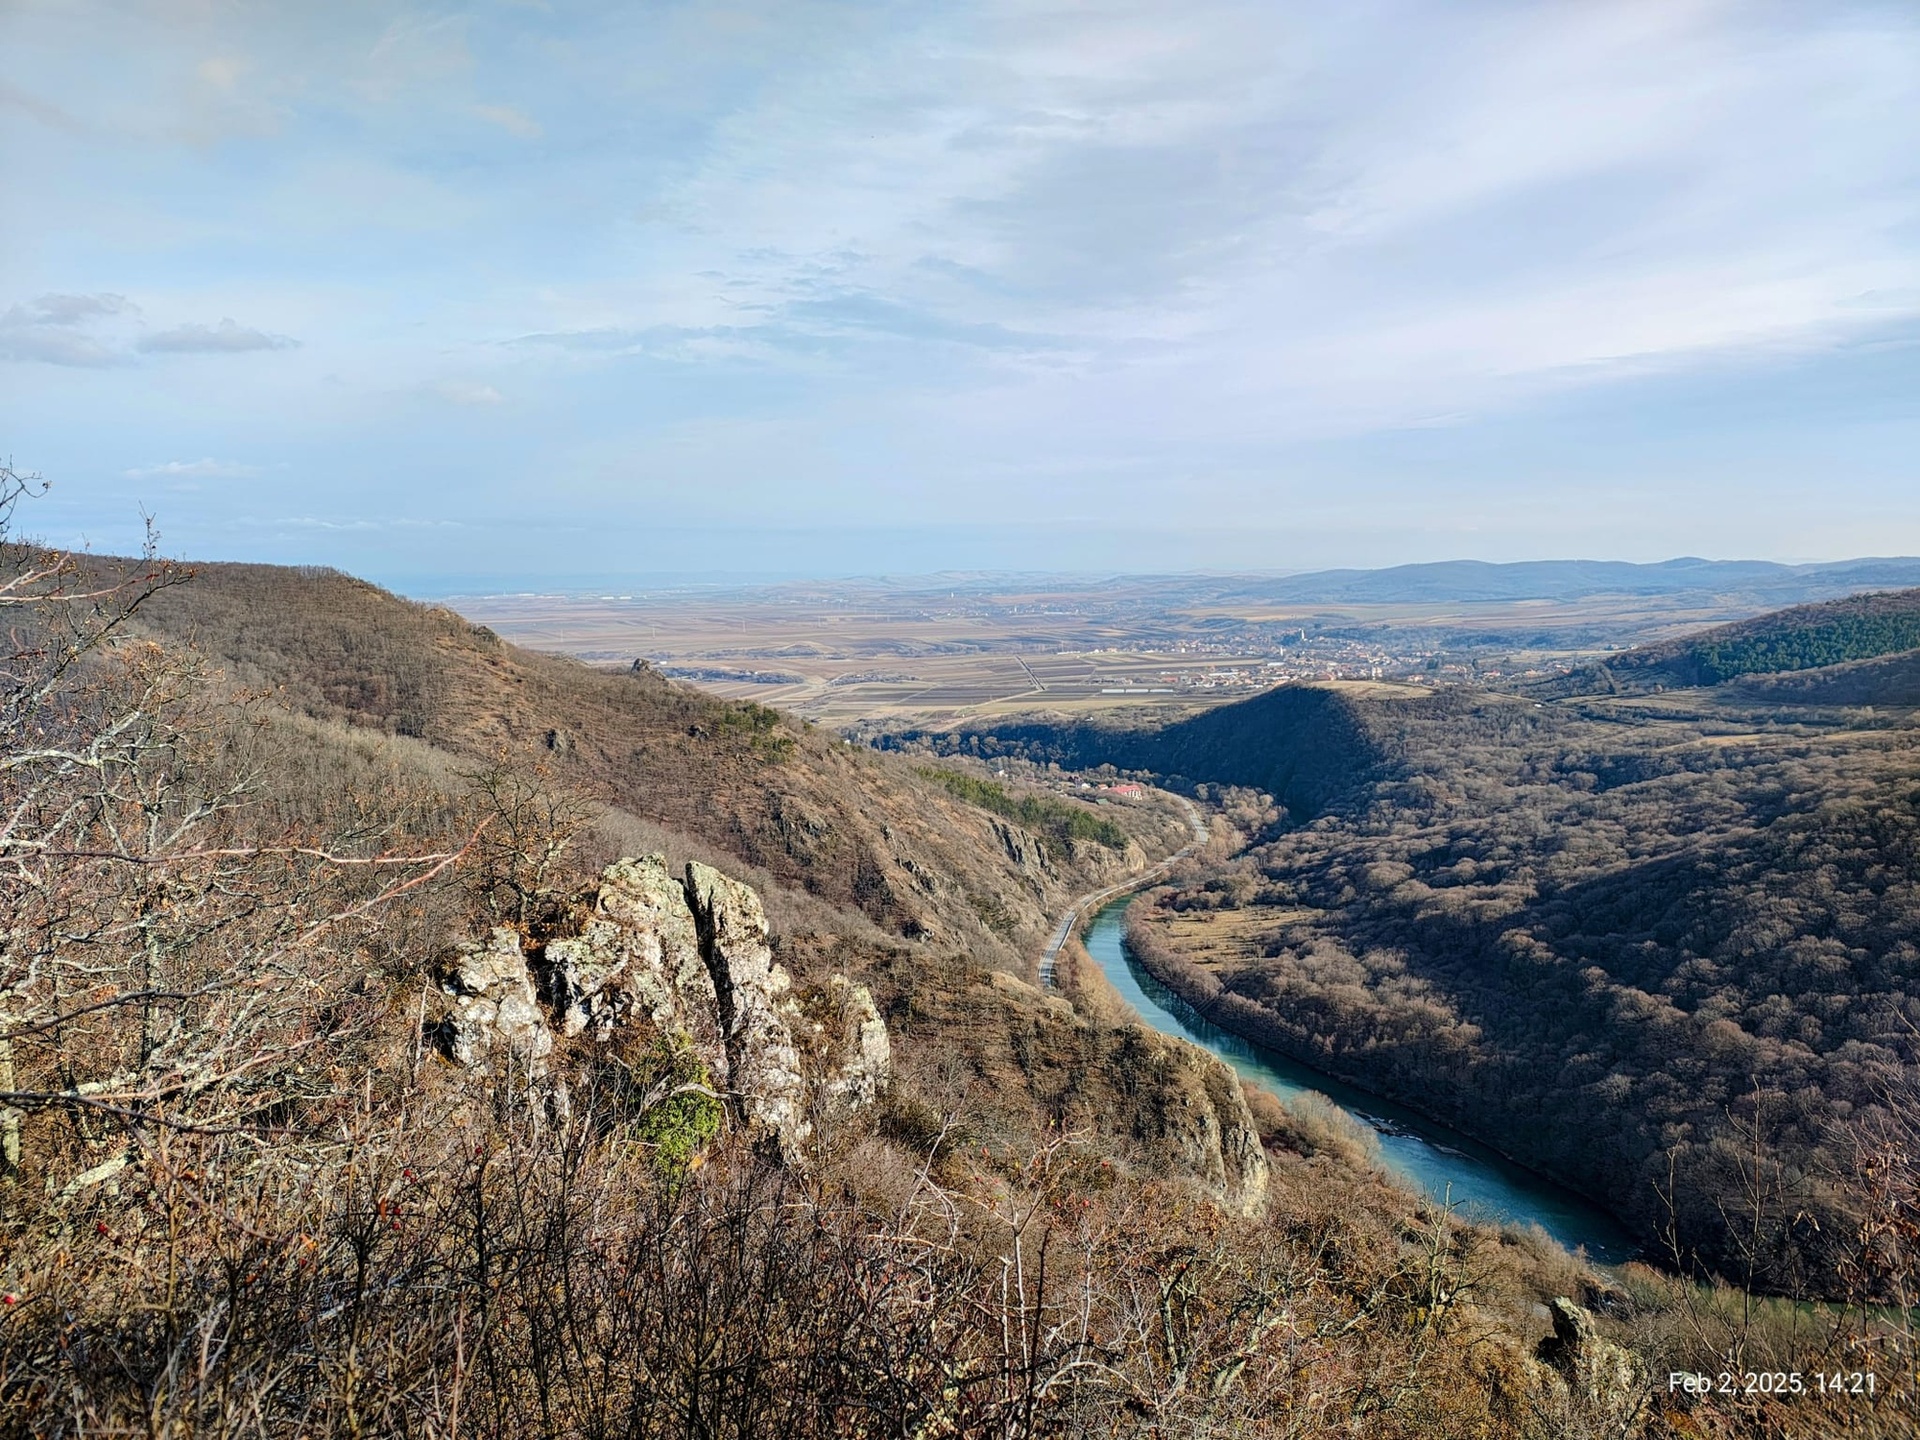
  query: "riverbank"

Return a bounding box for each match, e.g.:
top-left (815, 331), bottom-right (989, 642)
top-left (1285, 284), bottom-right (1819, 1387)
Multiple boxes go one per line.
top-left (1036, 793), bottom-right (1208, 987)
top-left (1079, 895), bottom-right (1637, 1261)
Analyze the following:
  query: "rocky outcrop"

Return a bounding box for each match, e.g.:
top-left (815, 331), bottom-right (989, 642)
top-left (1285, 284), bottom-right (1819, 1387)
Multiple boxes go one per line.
top-left (440, 857), bottom-right (855, 1164)
top-left (1180, 1042), bottom-right (1270, 1217)
top-left (815, 976), bottom-right (892, 1114)
top-left (1098, 1025), bottom-right (1270, 1217)
top-left (443, 927), bottom-right (553, 1073)
top-left (1200, 1057), bottom-right (1271, 1218)
top-left (543, 855), bottom-right (727, 1080)
top-left (991, 819), bottom-right (1052, 876)
top-left (1536, 1296), bottom-right (1648, 1434)
top-left (685, 861), bottom-right (809, 1156)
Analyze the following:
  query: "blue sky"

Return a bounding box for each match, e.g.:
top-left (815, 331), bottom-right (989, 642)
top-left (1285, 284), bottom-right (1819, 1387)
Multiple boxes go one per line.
top-left (3, 0), bottom-right (1918, 591)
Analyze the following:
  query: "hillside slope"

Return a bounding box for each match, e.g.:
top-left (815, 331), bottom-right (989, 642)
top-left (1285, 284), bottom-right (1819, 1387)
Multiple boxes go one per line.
top-left (1543, 587), bottom-right (1920, 695)
top-left (879, 680), bottom-right (1404, 820)
top-left (124, 561), bottom-right (1189, 967)
top-left (1133, 703), bottom-right (1919, 1284)
top-left (1727, 645), bottom-right (1920, 708)
top-left (114, 560), bottom-right (1319, 1202)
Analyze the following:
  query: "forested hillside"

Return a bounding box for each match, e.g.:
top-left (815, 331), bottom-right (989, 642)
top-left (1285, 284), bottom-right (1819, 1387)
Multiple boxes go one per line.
top-left (1550, 587), bottom-right (1920, 694)
top-left (1730, 646), bottom-right (1920, 708)
top-left (880, 681), bottom-right (1395, 820)
top-left (1039, 674), bottom-right (1920, 1292)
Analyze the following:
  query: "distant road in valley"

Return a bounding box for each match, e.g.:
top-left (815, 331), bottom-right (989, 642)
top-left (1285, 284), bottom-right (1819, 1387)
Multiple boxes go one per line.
top-left (1038, 794), bottom-right (1209, 988)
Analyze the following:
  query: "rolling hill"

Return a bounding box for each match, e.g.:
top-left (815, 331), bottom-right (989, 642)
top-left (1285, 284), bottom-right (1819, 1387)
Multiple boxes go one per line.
top-left (877, 681), bottom-right (1399, 821)
top-left (121, 560), bottom-right (1191, 962)
top-left (1543, 586), bottom-right (1920, 696)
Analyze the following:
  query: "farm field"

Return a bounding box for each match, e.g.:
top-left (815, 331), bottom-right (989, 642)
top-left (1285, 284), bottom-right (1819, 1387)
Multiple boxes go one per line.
top-left (445, 574), bottom-right (1792, 727)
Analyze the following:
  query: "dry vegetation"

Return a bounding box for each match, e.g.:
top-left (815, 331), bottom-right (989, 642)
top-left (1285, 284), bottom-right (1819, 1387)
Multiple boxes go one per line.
top-left (3, 478), bottom-right (1914, 1436)
top-left (118, 558), bottom-right (1192, 973)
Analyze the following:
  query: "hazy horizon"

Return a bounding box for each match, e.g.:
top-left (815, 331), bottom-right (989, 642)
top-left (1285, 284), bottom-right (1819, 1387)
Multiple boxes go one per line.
top-left (5, 2), bottom-right (1918, 587)
top-left (275, 552), bottom-right (1920, 603)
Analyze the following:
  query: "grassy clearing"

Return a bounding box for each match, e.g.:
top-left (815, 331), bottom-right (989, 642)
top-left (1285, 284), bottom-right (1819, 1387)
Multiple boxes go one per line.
top-left (916, 766), bottom-right (1130, 849)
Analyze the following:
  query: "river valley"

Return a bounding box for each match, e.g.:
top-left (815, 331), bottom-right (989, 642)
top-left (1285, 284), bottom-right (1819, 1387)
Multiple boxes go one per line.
top-left (1081, 897), bottom-right (1638, 1263)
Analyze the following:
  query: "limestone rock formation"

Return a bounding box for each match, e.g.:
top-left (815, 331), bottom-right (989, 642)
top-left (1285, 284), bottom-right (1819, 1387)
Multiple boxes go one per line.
top-left (543, 854), bottom-right (727, 1080)
top-left (1188, 1044), bottom-right (1270, 1217)
top-left (685, 861), bottom-right (810, 1156)
top-left (443, 927), bottom-right (553, 1072)
top-left (441, 857), bottom-right (832, 1162)
top-left (1537, 1295), bottom-right (1648, 1434)
top-left (991, 818), bottom-right (1052, 876)
top-left (1203, 1060), bottom-right (1271, 1217)
top-left (817, 976), bottom-right (892, 1114)
top-left (1101, 1025), bottom-right (1270, 1217)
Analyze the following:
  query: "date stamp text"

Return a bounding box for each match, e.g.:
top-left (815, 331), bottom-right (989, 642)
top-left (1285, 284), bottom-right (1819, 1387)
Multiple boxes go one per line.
top-left (1666, 1371), bottom-right (1877, 1398)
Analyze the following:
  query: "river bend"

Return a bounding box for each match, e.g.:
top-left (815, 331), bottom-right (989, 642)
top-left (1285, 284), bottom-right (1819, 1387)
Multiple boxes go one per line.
top-left (1081, 897), bottom-right (1636, 1263)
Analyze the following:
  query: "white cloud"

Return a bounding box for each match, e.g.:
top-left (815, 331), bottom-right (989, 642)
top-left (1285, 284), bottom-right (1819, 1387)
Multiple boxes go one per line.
top-left (137, 319), bottom-right (298, 353)
top-left (123, 458), bottom-right (263, 480)
top-left (0, 293), bottom-right (139, 366)
top-left (467, 0), bottom-right (1918, 441)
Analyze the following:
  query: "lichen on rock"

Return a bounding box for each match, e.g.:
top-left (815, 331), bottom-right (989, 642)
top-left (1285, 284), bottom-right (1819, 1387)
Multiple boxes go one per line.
top-left (442, 927), bottom-right (553, 1073)
top-left (1535, 1295), bottom-right (1648, 1434)
top-left (542, 854), bottom-right (726, 1081)
top-left (811, 975), bottom-right (892, 1116)
top-left (439, 856), bottom-right (843, 1166)
top-left (1198, 1052), bottom-right (1271, 1218)
top-left (684, 860), bottom-right (810, 1158)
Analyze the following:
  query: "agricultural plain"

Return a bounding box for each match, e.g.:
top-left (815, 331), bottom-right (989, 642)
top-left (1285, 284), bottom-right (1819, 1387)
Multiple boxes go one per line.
top-left (445, 571), bottom-right (1821, 728)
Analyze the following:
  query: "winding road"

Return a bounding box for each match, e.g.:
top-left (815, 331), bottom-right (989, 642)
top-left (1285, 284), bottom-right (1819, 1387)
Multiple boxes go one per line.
top-left (1037, 792), bottom-right (1209, 988)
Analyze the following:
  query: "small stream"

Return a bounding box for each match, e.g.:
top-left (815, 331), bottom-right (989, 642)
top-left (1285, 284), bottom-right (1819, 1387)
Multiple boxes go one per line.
top-left (1082, 897), bottom-right (1638, 1263)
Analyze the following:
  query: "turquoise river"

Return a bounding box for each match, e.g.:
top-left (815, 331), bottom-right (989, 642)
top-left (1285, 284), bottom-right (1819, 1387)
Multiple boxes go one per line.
top-left (1081, 896), bottom-right (1638, 1263)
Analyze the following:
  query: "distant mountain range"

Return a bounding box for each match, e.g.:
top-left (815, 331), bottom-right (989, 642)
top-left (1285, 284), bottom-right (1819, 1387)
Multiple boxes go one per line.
top-left (442, 556), bottom-right (1920, 612)
top-left (1204, 557), bottom-right (1920, 606)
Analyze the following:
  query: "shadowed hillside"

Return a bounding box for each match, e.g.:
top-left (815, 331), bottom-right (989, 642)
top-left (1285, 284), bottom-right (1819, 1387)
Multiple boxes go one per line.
top-left (1726, 645), bottom-right (1920, 709)
top-left (879, 681), bottom-right (1406, 820)
top-left (937, 597), bottom-right (1920, 1294)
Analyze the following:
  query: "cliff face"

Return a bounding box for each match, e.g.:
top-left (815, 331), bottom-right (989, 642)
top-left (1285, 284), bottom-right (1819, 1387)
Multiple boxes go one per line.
top-left (442, 854), bottom-right (886, 1161)
top-left (1103, 1022), bottom-right (1270, 1218)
